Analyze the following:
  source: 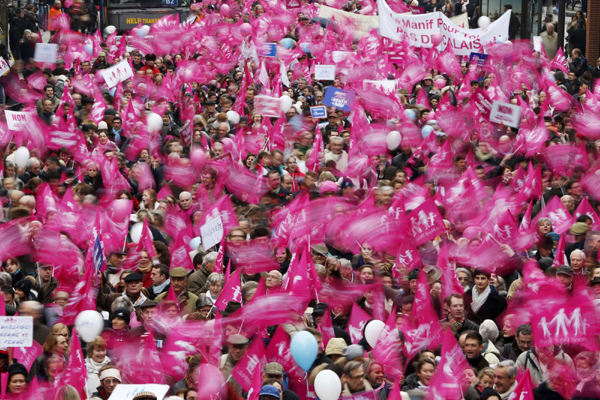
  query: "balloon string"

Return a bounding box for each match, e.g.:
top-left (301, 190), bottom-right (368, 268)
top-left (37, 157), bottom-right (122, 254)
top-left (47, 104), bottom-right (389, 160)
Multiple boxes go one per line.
top-left (305, 371), bottom-right (309, 396)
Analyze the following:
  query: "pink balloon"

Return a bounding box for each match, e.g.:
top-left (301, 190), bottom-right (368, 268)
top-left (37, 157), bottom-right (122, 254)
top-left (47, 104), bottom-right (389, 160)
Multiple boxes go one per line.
top-left (462, 227), bottom-right (480, 240)
top-left (195, 364), bottom-right (226, 400)
top-left (434, 78), bottom-right (446, 89)
top-left (190, 148), bottom-right (207, 171)
top-left (220, 4), bottom-right (230, 17)
top-left (221, 138), bottom-right (234, 151)
top-left (431, 33), bottom-right (443, 47)
top-left (426, 111), bottom-right (436, 121)
top-left (240, 23), bottom-right (252, 36)
top-left (110, 199), bottom-right (133, 222)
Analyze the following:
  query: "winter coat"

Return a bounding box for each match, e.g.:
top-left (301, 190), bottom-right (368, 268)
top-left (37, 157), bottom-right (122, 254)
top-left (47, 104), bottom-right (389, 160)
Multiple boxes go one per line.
top-left (482, 340), bottom-right (501, 365)
top-left (85, 356), bottom-right (111, 397)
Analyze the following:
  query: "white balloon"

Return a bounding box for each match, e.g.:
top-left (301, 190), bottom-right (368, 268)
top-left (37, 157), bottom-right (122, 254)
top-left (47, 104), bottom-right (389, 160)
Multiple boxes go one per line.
top-left (386, 130), bottom-right (402, 150)
top-left (142, 25), bottom-right (151, 34)
top-left (135, 28), bottom-right (147, 38)
top-left (314, 370), bottom-right (342, 400)
top-left (104, 25), bottom-right (116, 35)
top-left (75, 310), bottom-right (104, 343)
top-left (130, 222), bottom-right (143, 243)
top-left (189, 236), bottom-right (201, 251)
top-left (280, 95), bottom-right (293, 113)
top-left (14, 147), bottom-right (30, 168)
top-left (146, 112), bottom-right (163, 132)
top-left (226, 110), bottom-right (240, 125)
top-left (84, 43), bottom-right (93, 55)
top-left (478, 16), bottom-right (491, 30)
top-left (365, 320), bottom-right (385, 348)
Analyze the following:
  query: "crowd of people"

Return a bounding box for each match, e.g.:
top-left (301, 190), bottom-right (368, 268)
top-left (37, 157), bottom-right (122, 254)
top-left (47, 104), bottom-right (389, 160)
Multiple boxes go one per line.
top-left (0, 0), bottom-right (598, 399)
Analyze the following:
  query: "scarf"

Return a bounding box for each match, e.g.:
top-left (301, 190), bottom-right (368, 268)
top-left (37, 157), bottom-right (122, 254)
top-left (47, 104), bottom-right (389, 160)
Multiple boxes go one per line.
top-left (499, 380), bottom-right (518, 400)
top-left (124, 291), bottom-right (147, 307)
top-left (576, 371), bottom-right (597, 392)
top-left (85, 356), bottom-right (111, 374)
top-left (152, 279), bottom-right (170, 295)
top-left (471, 285), bottom-right (491, 314)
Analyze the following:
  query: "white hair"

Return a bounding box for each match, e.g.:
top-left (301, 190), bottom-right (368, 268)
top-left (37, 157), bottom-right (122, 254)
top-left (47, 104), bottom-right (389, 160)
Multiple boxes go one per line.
top-left (479, 319), bottom-right (499, 343)
top-left (179, 191), bottom-right (192, 200)
top-left (27, 158), bottom-right (40, 168)
top-left (570, 249), bottom-right (586, 260)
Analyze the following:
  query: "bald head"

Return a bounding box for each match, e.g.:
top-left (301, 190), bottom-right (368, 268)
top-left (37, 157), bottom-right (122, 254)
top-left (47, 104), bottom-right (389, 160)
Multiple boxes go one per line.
top-left (546, 23), bottom-right (554, 34)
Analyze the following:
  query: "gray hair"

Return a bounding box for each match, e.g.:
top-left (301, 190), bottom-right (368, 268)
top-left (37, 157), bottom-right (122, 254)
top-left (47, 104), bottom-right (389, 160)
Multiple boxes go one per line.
top-left (204, 272), bottom-right (225, 289)
top-left (496, 360), bottom-right (517, 378)
top-left (203, 251), bottom-right (218, 265)
top-left (570, 249), bottom-right (586, 261)
top-left (111, 296), bottom-right (134, 312)
top-left (330, 136), bottom-right (344, 144)
top-left (479, 319), bottom-right (499, 343)
top-left (0, 272), bottom-right (12, 287)
top-left (27, 158), bottom-right (40, 168)
top-left (379, 186), bottom-right (394, 195)
top-left (343, 360), bottom-right (364, 376)
top-left (179, 191), bottom-right (192, 201)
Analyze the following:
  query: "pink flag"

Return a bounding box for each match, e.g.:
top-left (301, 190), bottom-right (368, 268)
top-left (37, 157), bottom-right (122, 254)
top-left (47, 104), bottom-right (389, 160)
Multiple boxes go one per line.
top-left (13, 340), bottom-right (43, 370)
top-left (532, 195), bottom-right (575, 235)
top-left (437, 244), bottom-right (464, 300)
top-left (542, 144), bottom-right (589, 177)
top-left (162, 322), bottom-right (209, 381)
top-left (551, 47), bottom-right (569, 74)
top-left (392, 238), bottom-right (421, 282)
top-left (214, 237), bottom-right (225, 274)
top-left (510, 369), bottom-right (535, 400)
top-left (231, 336), bottom-right (266, 391)
top-left (317, 304), bottom-right (335, 348)
top-left (574, 197), bottom-right (600, 231)
top-left (59, 328), bottom-right (87, 398)
top-left (214, 269), bottom-right (242, 311)
top-left (552, 234), bottom-right (569, 267)
top-left (136, 218), bottom-right (156, 258)
top-left (208, 312), bottom-right (223, 367)
top-left (408, 199), bottom-right (446, 246)
top-left (170, 232), bottom-right (194, 271)
top-left (265, 327), bottom-right (305, 384)
top-left (426, 329), bottom-right (470, 400)
top-left (59, 263), bottom-right (97, 326)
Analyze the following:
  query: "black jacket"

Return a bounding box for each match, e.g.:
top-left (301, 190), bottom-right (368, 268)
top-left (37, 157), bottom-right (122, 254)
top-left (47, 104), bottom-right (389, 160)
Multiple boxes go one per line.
top-left (534, 381), bottom-right (565, 400)
top-left (463, 285), bottom-right (508, 324)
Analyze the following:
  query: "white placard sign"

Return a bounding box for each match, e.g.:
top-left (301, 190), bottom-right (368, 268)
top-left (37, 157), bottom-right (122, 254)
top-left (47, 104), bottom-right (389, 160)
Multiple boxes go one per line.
top-left (5, 111), bottom-right (31, 131)
top-left (33, 43), bottom-right (58, 63)
top-left (108, 384), bottom-right (169, 400)
top-left (102, 60), bottom-right (134, 88)
top-left (489, 101), bottom-right (521, 128)
top-left (0, 57), bottom-right (10, 76)
top-left (315, 65), bottom-right (336, 81)
top-left (200, 215), bottom-right (224, 250)
top-left (533, 36), bottom-right (543, 53)
top-left (0, 316), bottom-right (33, 347)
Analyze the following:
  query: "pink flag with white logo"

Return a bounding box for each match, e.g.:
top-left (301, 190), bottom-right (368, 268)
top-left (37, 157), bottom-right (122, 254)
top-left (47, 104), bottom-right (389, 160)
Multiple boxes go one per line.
top-left (425, 329), bottom-right (470, 400)
top-left (552, 234), bottom-right (569, 267)
top-left (408, 199), bottom-right (446, 246)
top-left (231, 336), bottom-right (266, 391)
top-left (170, 232), bottom-right (194, 271)
top-left (510, 369), bottom-right (535, 400)
top-left (533, 195), bottom-right (575, 235)
top-left (551, 47), bottom-right (569, 74)
top-left (136, 218), bottom-right (156, 258)
top-left (58, 328), bottom-right (87, 398)
top-left (13, 340), bottom-right (43, 370)
top-left (575, 197), bottom-right (600, 231)
top-left (393, 238), bottom-right (421, 281)
top-left (346, 303), bottom-right (372, 344)
top-left (214, 268), bottom-right (242, 311)
top-left (265, 326), bottom-right (305, 384)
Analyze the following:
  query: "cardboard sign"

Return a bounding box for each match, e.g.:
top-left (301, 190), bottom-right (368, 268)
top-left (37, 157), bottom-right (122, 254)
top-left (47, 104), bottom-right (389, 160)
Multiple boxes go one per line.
top-left (490, 101), bottom-right (521, 128)
top-left (201, 216), bottom-right (224, 250)
top-left (33, 43), bottom-right (58, 63)
top-left (469, 52), bottom-right (489, 67)
top-left (310, 105), bottom-right (327, 119)
top-left (0, 57), bottom-right (10, 76)
top-left (260, 43), bottom-right (277, 58)
top-left (314, 65), bottom-right (336, 81)
top-left (254, 95), bottom-right (282, 118)
top-left (102, 60), bottom-right (134, 88)
top-left (323, 87), bottom-right (356, 112)
top-left (5, 111), bottom-right (30, 131)
top-left (179, 121), bottom-right (192, 147)
top-left (0, 316), bottom-right (33, 347)
top-left (108, 384), bottom-right (169, 400)
top-left (286, 0), bottom-right (301, 8)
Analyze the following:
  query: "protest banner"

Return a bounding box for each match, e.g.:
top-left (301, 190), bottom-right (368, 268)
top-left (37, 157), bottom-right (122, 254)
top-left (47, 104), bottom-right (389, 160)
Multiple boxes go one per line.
top-left (102, 59), bottom-right (134, 88)
top-left (318, 5), bottom-right (379, 38)
top-left (469, 52), bottom-right (489, 67)
top-left (490, 101), bottom-right (521, 128)
top-left (5, 111), bottom-right (30, 131)
top-left (310, 105), bottom-right (327, 119)
top-left (0, 57), bottom-right (10, 76)
top-left (0, 316), bottom-right (33, 347)
top-left (471, 88), bottom-right (493, 120)
top-left (108, 384), bottom-right (169, 400)
top-left (179, 121), bottom-right (192, 147)
top-left (314, 65), bottom-right (336, 81)
top-left (260, 43), bottom-right (277, 58)
top-left (323, 87), bottom-right (356, 112)
top-left (254, 95), bottom-right (282, 118)
top-left (201, 216), bottom-right (224, 250)
top-left (33, 43), bottom-right (58, 63)
top-left (377, 0), bottom-right (510, 55)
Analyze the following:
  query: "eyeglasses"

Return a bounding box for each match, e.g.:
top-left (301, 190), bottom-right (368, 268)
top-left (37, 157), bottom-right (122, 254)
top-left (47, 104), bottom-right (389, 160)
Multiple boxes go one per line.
top-left (349, 374), bottom-right (365, 380)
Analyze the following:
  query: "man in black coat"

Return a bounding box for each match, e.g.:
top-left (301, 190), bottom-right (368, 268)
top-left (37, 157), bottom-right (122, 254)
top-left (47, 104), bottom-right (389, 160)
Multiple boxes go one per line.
top-left (504, 5), bottom-right (521, 40)
top-left (463, 270), bottom-right (507, 324)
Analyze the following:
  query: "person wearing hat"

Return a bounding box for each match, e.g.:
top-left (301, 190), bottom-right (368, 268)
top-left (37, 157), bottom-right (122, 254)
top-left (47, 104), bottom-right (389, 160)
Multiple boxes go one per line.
top-left (14, 279), bottom-right (36, 302)
top-left (77, 96), bottom-right (95, 121)
top-left (90, 365), bottom-right (122, 400)
top-left (102, 307), bottom-right (131, 350)
top-left (325, 338), bottom-right (347, 363)
top-left (103, 250), bottom-right (127, 287)
top-left (311, 244), bottom-right (328, 266)
top-left (261, 362), bottom-right (300, 400)
top-left (93, 51), bottom-right (112, 72)
top-left (51, 58), bottom-right (69, 76)
top-left (311, 303), bottom-right (351, 345)
top-left (140, 54), bottom-right (160, 77)
top-left (202, 100), bottom-right (218, 123)
top-left (36, 264), bottom-right (58, 304)
top-left (556, 265), bottom-right (575, 290)
top-left (220, 333), bottom-right (249, 396)
top-left (6, 363), bottom-right (28, 396)
top-left (98, 272), bottom-right (148, 315)
top-left (155, 267), bottom-right (198, 317)
top-left (126, 300), bottom-right (165, 342)
top-left (590, 277), bottom-right (600, 303)
top-left (132, 392), bottom-right (158, 400)
top-left (566, 222), bottom-right (589, 262)
top-left (259, 385), bottom-right (281, 400)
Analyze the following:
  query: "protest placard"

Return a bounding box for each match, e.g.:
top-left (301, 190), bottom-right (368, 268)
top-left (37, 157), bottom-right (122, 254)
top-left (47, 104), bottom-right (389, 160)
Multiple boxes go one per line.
top-left (108, 384), bottom-right (169, 400)
top-left (310, 105), bottom-right (327, 119)
top-left (260, 43), bottom-right (277, 58)
top-left (323, 87), bottom-right (356, 112)
top-left (0, 316), bottom-right (33, 347)
top-left (201, 216), bottom-right (223, 250)
top-left (33, 43), bottom-right (58, 63)
top-left (5, 111), bottom-right (30, 131)
top-left (0, 57), bottom-right (10, 76)
top-left (469, 52), bottom-right (489, 67)
top-left (490, 101), bottom-right (521, 128)
top-left (102, 60), bottom-right (134, 88)
top-left (315, 65), bottom-right (336, 81)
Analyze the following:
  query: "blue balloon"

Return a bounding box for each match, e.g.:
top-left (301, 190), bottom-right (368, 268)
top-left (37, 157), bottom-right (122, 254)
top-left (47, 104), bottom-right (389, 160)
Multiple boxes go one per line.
top-left (300, 43), bottom-right (310, 53)
top-left (290, 331), bottom-right (318, 371)
top-left (84, 44), bottom-right (93, 55)
top-left (280, 38), bottom-right (295, 49)
top-left (404, 108), bottom-right (415, 121)
top-left (421, 125), bottom-right (433, 139)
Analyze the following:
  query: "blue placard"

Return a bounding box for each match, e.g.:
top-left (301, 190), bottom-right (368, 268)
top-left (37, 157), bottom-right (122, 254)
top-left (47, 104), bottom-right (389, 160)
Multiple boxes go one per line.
top-left (310, 105), bottom-right (327, 119)
top-left (260, 43), bottom-right (277, 58)
top-left (162, 0), bottom-right (178, 6)
top-left (469, 52), bottom-right (489, 67)
top-left (322, 87), bottom-right (356, 112)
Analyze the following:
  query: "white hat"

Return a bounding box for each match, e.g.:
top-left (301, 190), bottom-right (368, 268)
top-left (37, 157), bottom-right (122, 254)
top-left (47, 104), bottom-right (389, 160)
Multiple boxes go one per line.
top-left (99, 368), bottom-right (122, 382)
top-left (98, 121), bottom-right (108, 130)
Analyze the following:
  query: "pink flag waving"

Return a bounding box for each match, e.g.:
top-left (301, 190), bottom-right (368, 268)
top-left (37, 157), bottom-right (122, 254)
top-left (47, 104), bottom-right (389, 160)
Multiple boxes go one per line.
top-left (231, 336), bottom-right (266, 391)
top-left (265, 326), bottom-right (306, 384)
top-left (510, 369), bottom-right (535, 400)
top-left (533, 195), bottom-right (575, 235)
top-left (551, 47), bottom-right (569, 74)
top-left (408, 199), bottom-right (446, 246)
top-left (170, 232), bottom-right (195, 271)
top-left (346, 303), bottom-right (372, 344)
top-left (552, 234), bottom-right (569, 267)
top-left (136, 218), bottom-right (157, 258)
top-left (426, 329), bottom-right (470, 400)
top-left (214, 268), bottom-right (242, 311)
top-left (574, 197), bottom-right (600, 231)
top-left (59, 263), bottom-right (97, 326)
top-left (58, 328), bottom-right (87, 397)
top-left (13, 340), bottom-right (43, 370)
